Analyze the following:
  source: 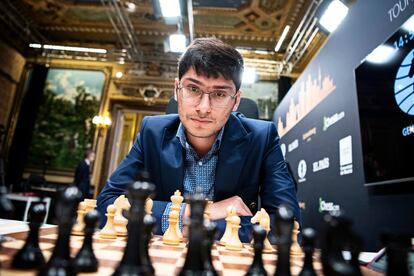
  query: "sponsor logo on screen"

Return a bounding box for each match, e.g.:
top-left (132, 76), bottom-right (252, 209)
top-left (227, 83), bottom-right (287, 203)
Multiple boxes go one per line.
top-left (319, 197), bottom-right (341, 215)
top-left (339, 135), bottom-right (353, 175)
top-left (302, 127), bottom-right (317, 142)
top-left (402, 124), bottom-right (414, 136)
top-left (312, 157), bottom-right (330, 172)
top-left (288, 139), bottom-right (299, 152)
top-left (323, 111), bottom-right (345, 131)
top-left (394, 48), bottom-right (414, 115)
top-left (297, 160), bottom-right (307, 183)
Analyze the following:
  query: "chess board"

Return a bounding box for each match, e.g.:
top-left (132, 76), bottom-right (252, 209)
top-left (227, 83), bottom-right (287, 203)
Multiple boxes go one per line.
top-left (0, 226), bottom-right (326, 276)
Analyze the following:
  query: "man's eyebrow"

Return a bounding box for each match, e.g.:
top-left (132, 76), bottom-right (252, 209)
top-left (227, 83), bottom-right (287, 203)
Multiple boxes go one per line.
top-left (182, 77), bottom-right (234, 90)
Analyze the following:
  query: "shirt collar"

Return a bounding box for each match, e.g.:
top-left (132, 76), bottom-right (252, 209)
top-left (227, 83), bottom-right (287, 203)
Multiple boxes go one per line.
top-left (84, 159), bottom-right (90, 166)
top-left (176, 123), bottom-right (224, 154)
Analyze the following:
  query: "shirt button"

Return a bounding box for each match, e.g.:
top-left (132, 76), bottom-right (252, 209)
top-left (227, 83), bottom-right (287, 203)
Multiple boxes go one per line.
top-left (198, 161), bottom-right (203, 166)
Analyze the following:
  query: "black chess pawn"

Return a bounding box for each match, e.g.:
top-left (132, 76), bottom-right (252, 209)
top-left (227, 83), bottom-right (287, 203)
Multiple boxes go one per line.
top-left (320, 214), bottom-right (362, 276)
top-left (113, 180), bottom-right (155, 276)
top-left (274, 205), bottom-right (294, 276)
top-left (11, 202), bottom-right (47, 269)
top-left (179, 193), bottom-right (208, 276)
top-left (381, 232), bottom-right (411, 276)
top-left (203, 220), bottom-right (218, 276)
top-left (246, 224), bottom-right (267, 276)
top-left (38, 185), bottom-right (82, 276)
top-left (74, 209), bottom-right (100, 272)
top-left (298, 228), bottom-right (317, 276)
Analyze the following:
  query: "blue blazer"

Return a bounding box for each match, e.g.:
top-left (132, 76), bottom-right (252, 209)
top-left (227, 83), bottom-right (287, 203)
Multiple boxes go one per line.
top-left (97, 113), bottom-right (300, 242)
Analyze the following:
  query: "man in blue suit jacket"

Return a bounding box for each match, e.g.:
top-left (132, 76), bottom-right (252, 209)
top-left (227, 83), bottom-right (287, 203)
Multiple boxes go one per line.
top-left (97, 37), bottom-right (299, 242)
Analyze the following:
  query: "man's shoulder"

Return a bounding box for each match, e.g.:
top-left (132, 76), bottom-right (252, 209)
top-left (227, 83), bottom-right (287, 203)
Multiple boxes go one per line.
top-left (141, 114), bottom-right (180, 135)
top-left (231, 112), bottom-right (274, 133)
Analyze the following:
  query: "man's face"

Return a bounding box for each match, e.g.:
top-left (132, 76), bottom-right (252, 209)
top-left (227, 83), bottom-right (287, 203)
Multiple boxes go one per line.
top-left (174, 67), bottom-right (241, 141)
top-left (88, 153), bottom-right (96, 162)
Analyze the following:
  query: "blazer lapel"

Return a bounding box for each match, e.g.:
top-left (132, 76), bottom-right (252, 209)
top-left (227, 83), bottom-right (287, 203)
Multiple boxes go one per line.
top-left (160, 123), bottom-right (184, 200)
top-left (214, 114), bottom-right (252, 201)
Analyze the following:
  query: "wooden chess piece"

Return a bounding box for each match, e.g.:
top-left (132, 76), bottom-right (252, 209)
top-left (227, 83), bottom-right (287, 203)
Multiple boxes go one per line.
top-left (274, 205), bottom-right (294, 276)
top-left (74, 209), bottom-right (100, 272)
top-left (225, 215), bottom-right (243, 251)
top-left (71, 201), bottom-right (86, 236)
top-left (11, 201), bottom-right (46, 269)
top-left (179, 193), bottom-right (208, 275)
top-left (38, 186), bottom-right (82, 276)
top-left (113, 180), bottom-right (155, 276)
top-left (170, 190), bottom-right (183, 240)
top-left (204, 200), bottom-right (213, 221)
top-left (381, 232), bottom-right (411, 276)
top-left (114, 195), bottom-right (130, 237)
top-left (246, 225), bottom-right (267, 276)
top-left (291, 221), bottom-right (303, 256)
top-left (219, 205), bottom-right (236, 245)
top-left (203, 221), bottom-right (218, 276)
top-left (99, 204), bottom-right (117, 239)
top-left (298, 228), bottom-right (317, 276)
top-left (83, 198), bottom-right (97, 213)
top-left (251, 208), bottom-right (274, 253)
top-left (145, 197), bottom-right (153, 214)
top-left (162, 209), bottom-right (181, 245)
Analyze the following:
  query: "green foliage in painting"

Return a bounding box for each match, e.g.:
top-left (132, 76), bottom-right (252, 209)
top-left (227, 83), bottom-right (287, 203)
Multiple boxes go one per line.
top-left (27, 82), bottom-right (100, 171)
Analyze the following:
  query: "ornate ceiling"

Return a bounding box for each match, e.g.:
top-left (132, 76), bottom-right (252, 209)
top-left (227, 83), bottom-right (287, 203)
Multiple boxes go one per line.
top-left (0, 0), bottom-right (355, 80)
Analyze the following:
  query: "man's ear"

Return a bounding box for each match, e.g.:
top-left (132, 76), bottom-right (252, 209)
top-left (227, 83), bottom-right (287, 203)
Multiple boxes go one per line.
top-left (232, 91), bottom-right (242, 112)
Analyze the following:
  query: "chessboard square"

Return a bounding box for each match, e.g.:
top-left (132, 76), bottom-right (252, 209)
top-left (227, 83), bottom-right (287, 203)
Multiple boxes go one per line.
top-left (39, 241), bottom-right (55, 250)
top-left (0, 254), bottom-right (11, 262)
top-left (104, 239), bottom-right (126, 247)
top-left (219, 254), bottom-right (252, 266)
top-left (222, 268), bottom-right (248, 276)
top-left (149, 248), bottom-right (183, 259)
top-left (154, 264), bottom-right (177, 276)
top-left (1, 240), bottom-right (24, 249)
top-left (94, 249), bottom-right (124, 261)
top-left (41, 233), bottom-right (58, 239)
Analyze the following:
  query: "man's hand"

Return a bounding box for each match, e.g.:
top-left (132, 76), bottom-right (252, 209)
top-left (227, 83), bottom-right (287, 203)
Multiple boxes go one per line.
top-left (209, 196), bottom-right (252, 221)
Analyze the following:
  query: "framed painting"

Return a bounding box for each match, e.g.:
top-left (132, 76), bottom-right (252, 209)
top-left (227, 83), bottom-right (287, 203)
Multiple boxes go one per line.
top-left (26, 68), bottom-right (106, 172)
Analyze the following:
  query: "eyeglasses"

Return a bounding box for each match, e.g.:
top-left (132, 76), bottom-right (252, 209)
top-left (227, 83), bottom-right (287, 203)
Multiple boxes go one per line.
top-left (177, 84), bottom-right (237, 108)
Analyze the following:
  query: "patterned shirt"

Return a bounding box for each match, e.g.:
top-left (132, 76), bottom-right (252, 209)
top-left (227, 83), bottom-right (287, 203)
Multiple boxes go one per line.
top-left (161, 123), bottom-right (224, 232)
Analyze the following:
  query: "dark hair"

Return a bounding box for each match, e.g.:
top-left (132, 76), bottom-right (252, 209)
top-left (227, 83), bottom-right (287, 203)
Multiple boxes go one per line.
top-left (84, 149), bottom-right (95, 159)
top-left (178, 37), bottom-right (244, 91)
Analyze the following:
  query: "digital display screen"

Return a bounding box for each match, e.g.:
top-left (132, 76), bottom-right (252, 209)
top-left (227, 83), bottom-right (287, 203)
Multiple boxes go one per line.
top-left (355, 14), bottom-right (414, 186)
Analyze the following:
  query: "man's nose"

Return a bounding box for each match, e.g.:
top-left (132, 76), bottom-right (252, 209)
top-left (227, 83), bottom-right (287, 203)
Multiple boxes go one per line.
top-left (196, 93), bottom-right (212, 112)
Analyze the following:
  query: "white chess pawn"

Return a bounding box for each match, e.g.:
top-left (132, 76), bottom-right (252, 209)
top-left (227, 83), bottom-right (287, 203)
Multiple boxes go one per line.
top-left (225, 215), bottom-right (243, 251)
top-left (162, 209), bottom-right (180, 245)
top-left (257, 209), bottom-right (274, 253)
top-left (204, 200), bottom-right (213, 221)
top-left (219, 205), bottom-right (236, 245)
top-left (290, 221), bottom-right (303, 256)
top-left (170, 190), bottom-right (183, 241)
top-left (99, 204), bottom-right (117, 239)
top-left (72, 201), bottom-right (86, 236)
top-left (145, 197), bottom-right (153, 215)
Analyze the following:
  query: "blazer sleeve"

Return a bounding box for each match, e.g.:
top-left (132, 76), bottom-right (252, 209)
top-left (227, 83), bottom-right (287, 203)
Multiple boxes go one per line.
top-left (259, 123), bottom-right (301, 224)
top-left (97, 117), bottom-right (169, 230)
